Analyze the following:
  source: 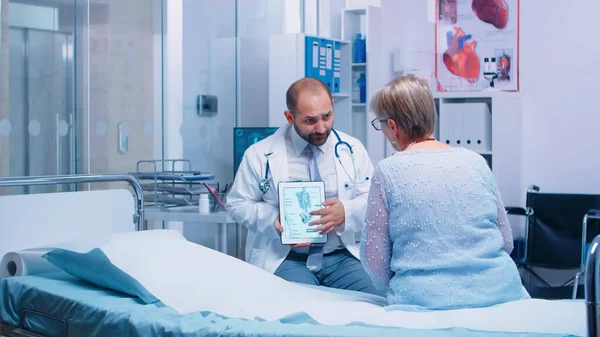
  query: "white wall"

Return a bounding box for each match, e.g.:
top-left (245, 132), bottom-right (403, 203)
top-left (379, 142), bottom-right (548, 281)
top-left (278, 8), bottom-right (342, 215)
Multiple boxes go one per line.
top-left (519, 1), bottom-right (600, 194)
top-left (317, 0), bottom-right (345, 39)
top-left (379, 0), bottom-right (434, 160)
top-left (380, 0), bottom-right (433, 90)
top-left (380, 0), bottom-right (600, 201)
top-left (237, 0), bottom-right (286, 128)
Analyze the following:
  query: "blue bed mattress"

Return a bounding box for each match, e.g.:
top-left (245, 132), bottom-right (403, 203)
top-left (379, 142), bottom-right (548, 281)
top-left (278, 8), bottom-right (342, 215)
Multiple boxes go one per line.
top-left (0, 272), bottom-right (581, 337)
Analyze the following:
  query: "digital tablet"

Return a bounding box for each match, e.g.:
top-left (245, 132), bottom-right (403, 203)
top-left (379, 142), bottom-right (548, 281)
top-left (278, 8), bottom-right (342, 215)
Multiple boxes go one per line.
top-left (278, 181), bottom-right (328, 245)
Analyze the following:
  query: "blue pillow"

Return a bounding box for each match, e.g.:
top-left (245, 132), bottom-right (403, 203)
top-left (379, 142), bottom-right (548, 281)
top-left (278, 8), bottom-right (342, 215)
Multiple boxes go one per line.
top-left (43, 248), bottom-right (159, 304)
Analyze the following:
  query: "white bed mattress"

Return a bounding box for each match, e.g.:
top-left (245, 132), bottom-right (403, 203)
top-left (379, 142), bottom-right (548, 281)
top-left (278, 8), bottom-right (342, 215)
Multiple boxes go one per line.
top-left (4, 230), bottom-right (585, 337)
top-left (94, 230), bottom-right (589, 337)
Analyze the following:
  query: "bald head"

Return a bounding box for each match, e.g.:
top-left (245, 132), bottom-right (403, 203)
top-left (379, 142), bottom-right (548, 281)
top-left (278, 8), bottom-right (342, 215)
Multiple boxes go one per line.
top-left (286, 78), bottom-right (333, 116)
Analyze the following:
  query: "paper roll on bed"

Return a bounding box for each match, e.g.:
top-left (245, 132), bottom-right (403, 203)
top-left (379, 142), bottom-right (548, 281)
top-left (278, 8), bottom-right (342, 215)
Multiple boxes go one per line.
top-left (0, 249), bottom-right (60, 278)
top-left (0, 235), bottom-right (110, 279)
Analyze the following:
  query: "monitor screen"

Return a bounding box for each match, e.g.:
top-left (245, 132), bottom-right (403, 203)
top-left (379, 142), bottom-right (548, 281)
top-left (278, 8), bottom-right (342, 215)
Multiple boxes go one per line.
top-left (233, 127), bottom-right (279, 176)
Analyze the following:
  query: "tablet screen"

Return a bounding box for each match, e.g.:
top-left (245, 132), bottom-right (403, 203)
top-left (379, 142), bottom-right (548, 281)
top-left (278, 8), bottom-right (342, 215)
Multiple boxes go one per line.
top-left (278, 182), bottom-right (327, 244)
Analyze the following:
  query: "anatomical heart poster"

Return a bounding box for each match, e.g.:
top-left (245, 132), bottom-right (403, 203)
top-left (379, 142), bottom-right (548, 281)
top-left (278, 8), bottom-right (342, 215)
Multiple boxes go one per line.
top-left (435, 0), bottom-right (519, 92)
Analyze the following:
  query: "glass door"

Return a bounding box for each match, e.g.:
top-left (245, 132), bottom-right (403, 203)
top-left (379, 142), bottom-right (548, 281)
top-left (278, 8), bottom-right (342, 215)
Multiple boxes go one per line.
top-left (4, 26), bottom-right (74, 194)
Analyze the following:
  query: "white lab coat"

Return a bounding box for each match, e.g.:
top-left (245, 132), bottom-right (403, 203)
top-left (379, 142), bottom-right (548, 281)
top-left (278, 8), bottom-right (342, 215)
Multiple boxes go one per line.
top-left (226, 124), bottom-right (374, 273)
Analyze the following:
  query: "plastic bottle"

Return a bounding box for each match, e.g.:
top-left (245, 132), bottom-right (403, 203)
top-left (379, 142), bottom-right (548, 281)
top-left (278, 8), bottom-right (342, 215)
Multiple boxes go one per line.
top-left (358, 73), bottom-right (366, 104)
top-left (199, 194), bottom-right (210, 213)
top-left (353, 33), bottom-right (364, 63)
top-left (352, 73), bottom-right (360, 103)
top-left (361, 35), bottom-right (366, 63)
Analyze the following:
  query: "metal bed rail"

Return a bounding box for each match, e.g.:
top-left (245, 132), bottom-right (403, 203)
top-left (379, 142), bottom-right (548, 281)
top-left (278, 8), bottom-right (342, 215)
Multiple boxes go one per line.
top-left (0, 174), bottom-right (145, 230)
top-left (0, 173), bottom-right (146, 337)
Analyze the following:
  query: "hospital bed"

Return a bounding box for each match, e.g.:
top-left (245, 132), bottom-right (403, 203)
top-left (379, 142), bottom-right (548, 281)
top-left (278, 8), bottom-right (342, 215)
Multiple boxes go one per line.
top-left (0, 175), bottom-right (594, 337)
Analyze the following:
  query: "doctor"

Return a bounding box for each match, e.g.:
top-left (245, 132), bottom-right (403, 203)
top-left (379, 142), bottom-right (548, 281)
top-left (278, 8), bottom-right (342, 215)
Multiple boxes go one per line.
top-left (226, 78), bottom-right (381, 295)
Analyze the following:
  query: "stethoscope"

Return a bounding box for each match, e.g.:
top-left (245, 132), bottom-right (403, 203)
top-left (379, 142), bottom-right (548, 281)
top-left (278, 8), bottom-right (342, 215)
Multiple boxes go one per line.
top-left (259, 129), bottom-right (369, 193)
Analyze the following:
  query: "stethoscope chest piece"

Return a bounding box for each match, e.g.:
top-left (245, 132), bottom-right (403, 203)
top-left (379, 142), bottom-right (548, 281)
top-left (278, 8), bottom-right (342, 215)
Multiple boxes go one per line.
top-left (259, 153), bottom-right (272, 193)
top-left (259, 179), bottom-right (270, 193)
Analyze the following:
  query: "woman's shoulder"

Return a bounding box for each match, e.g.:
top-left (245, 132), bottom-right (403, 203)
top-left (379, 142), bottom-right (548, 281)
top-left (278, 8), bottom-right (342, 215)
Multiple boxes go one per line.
top-left (380, 146), bottom-right (478, 162)
top-left (377, 147), bottom-right (490, 172)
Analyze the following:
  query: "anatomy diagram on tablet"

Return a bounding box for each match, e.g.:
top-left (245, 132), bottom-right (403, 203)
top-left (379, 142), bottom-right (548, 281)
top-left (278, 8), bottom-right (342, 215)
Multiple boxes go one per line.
top-left (282, 186), bottom-right (322, 240)
top-left (297, 188), bottom-right (312, 224)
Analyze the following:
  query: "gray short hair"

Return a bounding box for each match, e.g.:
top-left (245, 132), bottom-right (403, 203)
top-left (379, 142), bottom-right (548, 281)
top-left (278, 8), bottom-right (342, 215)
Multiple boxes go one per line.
top-left (370, 74), bottom-right (436, 140)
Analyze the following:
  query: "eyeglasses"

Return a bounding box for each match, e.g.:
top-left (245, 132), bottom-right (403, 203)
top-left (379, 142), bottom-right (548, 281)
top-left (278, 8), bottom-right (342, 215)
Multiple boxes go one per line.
top-left (371, 118), bottom-right (389, 131)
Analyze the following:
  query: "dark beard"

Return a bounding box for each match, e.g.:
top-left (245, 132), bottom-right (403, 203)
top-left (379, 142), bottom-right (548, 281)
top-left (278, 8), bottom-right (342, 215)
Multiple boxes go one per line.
top-left (293, 124), bottom-right (330, 146)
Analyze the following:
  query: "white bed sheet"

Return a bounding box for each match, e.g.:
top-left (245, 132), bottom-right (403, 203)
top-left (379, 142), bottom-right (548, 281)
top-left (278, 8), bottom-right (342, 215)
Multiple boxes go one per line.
top-left (95, 230), bottom-right (587, 337)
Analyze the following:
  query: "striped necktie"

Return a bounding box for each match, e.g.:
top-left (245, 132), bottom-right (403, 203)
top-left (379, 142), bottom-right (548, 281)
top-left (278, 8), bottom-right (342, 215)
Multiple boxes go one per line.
top-left (306, 144), bottom-right (324, 272)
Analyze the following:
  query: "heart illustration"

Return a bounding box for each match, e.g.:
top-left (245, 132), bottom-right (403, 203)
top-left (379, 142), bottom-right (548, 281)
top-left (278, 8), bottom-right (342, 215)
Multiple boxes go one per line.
top-left (442, 27), bottom-right (480, 83)
top-left (471, 0), bottom-right (509, 30)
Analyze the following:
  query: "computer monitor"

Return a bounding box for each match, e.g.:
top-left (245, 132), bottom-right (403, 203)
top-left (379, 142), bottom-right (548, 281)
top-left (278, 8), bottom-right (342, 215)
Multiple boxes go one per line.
top-left (233, 127), bottom-right (279, 176)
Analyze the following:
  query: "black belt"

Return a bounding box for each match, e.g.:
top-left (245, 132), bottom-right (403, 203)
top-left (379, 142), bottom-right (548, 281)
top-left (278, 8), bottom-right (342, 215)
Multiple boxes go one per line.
top-left (288, 248), bottom-right (346, 259)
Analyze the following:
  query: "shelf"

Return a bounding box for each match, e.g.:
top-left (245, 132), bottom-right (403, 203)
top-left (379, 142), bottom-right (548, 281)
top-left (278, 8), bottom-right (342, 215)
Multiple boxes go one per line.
top-left (345, 8), bottom-right (367, 15)
top-left (332, 93), bottom-right (350, 98)
top-left (433, 91), bottom-right (520, 99)
top-left (303, 34), bottom-right (350, 45)
top-left (342, 5), bottom-right (385, 164)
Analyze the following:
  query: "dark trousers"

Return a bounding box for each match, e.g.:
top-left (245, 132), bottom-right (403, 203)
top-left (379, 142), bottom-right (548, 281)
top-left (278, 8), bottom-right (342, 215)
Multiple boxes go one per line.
top-left (274, 249), bottom-right (385, 297)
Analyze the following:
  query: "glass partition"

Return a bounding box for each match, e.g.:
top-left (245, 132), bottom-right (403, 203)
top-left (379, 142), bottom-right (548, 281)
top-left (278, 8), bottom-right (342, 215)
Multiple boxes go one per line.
top-left (0, 1), bottom-right (302, 194)
top-left (179, 0), bottom-right (237, 186)
top-left (0, 0), bottom-right (165, 194)
top-left (75, 0), bottom-right (164, 191)
top-left (0, 2), bottom-right (75, 194)
top-left (0, 0), bottom-right (302, 258)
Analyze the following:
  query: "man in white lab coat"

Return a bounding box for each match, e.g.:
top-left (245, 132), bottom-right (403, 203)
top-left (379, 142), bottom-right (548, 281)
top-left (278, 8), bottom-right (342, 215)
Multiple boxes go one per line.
top-left (226, 78), bottom-right (382, 295)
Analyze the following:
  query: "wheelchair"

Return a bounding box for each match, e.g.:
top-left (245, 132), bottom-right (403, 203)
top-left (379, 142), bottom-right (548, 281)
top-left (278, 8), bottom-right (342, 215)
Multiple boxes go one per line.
top-left (506, 185), bottom-right (600, 300)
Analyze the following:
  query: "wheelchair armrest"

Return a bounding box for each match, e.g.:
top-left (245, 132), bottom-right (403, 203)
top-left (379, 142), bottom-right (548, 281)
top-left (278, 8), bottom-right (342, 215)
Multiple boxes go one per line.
top-left (581, 209), bottom-right (600, 270)
top-left (505, 206), bottom-right (527, 216)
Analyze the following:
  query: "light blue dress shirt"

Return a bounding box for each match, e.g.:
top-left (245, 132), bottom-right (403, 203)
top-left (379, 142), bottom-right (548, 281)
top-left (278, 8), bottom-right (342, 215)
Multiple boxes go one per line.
top-left (285, 126), bottom-right (345, 254)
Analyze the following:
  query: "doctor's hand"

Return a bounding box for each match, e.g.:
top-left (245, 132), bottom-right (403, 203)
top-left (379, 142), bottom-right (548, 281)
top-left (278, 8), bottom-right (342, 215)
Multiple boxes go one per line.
top-left (274, 215), bottom-right (284, 233)
top-left (309, 199), bottom-right (345, 235)
top-left (274, 216), bottom-right (312, 249)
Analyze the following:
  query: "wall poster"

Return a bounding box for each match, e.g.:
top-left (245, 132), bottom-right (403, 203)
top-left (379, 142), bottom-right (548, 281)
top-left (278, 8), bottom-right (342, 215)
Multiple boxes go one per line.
top-left (435, 0), bottom-right (519, 92)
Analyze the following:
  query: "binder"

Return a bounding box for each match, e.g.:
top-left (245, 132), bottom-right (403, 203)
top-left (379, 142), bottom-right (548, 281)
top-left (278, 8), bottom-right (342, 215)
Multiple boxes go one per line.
top-left (440, 103), bottom-right (465, 148)
top-left (438, 104), bottom-right (454, 146)
top-left (325, 39), bottom-right (334, 92)
top-left (462, 103), bottom-right (491, 153)
top-left (333, 41), bottom-right (341, 93)
top-left (305, 36), bottom-right (320, 80)
top-left (452, 107), bottom-right (464, 148)
top-left (319, 38), bottom-right (332, 91)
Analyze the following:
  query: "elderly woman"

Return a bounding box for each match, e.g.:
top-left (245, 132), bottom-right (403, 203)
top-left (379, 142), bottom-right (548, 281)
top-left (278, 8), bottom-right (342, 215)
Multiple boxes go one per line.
top-left (360, 74), bottom-right (529, 310)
